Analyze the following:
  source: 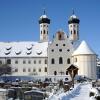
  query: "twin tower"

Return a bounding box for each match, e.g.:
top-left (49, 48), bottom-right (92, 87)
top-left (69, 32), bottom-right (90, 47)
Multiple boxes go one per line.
top-left (39, 11), bottom-right (80, 42)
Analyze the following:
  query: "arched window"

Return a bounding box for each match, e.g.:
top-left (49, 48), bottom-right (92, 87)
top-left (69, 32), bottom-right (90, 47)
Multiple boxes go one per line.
top-left (47, 31), bottom-right (48, 34)
top-left (74, 30), bottom-right (76, 34)
top-left (41, 31), bottom-right (42, 34)
top-left (77, 31), bottom-right (79, 35)
top-left (67, 58), bottom-right (70, 64)
top-left (51, 58), bottom-right (55, 64)
top-left (66, 71), bottom-right (68, 75)
top-left (71, 30), bottom-right (72, 34)
top-left (59, 57), bottom-right (63, 64)
top-left (54, 71), bottom-right (57, 75)
top-left (44, 30), bottom-right (45, 34)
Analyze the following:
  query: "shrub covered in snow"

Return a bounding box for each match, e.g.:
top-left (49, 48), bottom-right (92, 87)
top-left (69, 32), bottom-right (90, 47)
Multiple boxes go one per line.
top-left (95, 96), bottom-right (100, 100)
top-left (89, 92), bottom-right (95, 97)
top-left (89, 87), bottom-right (100, 100)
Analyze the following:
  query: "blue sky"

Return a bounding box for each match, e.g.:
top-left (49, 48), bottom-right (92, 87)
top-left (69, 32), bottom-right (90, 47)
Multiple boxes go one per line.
top-left (0, 0), bottom-right (100, 56)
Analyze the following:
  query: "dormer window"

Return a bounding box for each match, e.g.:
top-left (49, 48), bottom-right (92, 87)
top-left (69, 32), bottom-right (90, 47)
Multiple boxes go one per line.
top-left (15, 51), bottom-right (21, 55)
top-left (6, 47), bottom-right (12, 50)
top-left (27, 47), bottom-right (32, 50)
top-left (26, 51), bottom-right (32, 55)
top-left (5, 51), bottom-right (11, 55)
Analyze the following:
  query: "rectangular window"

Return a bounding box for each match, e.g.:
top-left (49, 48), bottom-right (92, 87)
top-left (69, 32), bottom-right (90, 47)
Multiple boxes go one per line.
top-left (15, 68), bottom-right (18, 72)
top-left (39, 68), bottom-right (41, 72)
top-left (15, 60), bottom-right (18, 64)
top-left (33, 69), bottom-right (36, 72)
top-left (39, 60), bottom-right (41, 64)
top-left (0, 61), bottom-right (2, 65)
top-left (28, 60), bottom-right (31, 64)
top-left (34, 60), bottom-right (36, 64)
top-left (45, 59), bottom-right (47, 64)
top-left (7, 59), bottom-right (11, 64)
top-left (23, 60), bottom-right (26, 64)
top-left (44, 67), bottom-right (47, 72)
top-left (23, 68), bottom-right (26, 72)
top-left (28, 68), bottom-right (31, 72)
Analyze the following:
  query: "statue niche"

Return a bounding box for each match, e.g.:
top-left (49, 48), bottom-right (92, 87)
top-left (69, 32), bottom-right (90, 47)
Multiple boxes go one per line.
top-left (57, 31), bottom-right (65, 40)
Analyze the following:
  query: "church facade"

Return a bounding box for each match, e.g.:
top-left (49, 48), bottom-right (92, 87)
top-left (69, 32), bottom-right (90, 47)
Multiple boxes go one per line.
top-left (0, 11), bottom-right (97, 79)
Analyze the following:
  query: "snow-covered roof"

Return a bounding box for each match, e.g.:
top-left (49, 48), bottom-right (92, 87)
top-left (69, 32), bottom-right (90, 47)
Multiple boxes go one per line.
top-left (0, 41), bottom-right (48, 57)
top-left (72, 40), bottom-right (95, 56)
top-left (40, 15), bottom-right (48, 19)
top-left (70, 14), bottom-right (77, 19)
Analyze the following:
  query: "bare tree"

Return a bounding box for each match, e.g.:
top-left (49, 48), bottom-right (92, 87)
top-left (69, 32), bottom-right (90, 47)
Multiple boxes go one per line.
top-left (0, 64), bottom-right (12, 76)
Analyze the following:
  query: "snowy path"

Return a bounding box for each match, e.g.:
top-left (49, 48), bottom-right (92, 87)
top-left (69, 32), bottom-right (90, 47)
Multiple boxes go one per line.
top-left (68, 83), bottom-right (91, 100)
top-left (48, 83), bottom-right (93, 100)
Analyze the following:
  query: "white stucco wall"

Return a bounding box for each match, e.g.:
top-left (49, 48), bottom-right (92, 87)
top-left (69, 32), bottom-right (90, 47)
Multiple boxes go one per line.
top-left (72, 54), bottom-right (96, 79)
top-left (68, 23), bottom-right (79, 41)
top-left (0, 57), bottom-right (48, 76)
top-left (48, 36), bottom-right (73, 75)
top-left (40, 23), bottom-right (49, 41)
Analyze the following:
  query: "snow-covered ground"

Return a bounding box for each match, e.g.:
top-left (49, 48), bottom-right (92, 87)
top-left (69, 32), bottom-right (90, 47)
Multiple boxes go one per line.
top-left (48, 82), bottom-right (96, 100)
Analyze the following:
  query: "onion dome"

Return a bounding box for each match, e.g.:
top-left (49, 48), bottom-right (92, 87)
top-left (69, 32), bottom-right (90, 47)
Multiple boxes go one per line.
top-left (39, 10), bottom-right (50, 24)
top-left (68, 10), bottom-right (80, 24)
top-left (72, 40), bottom-right (95, 56)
